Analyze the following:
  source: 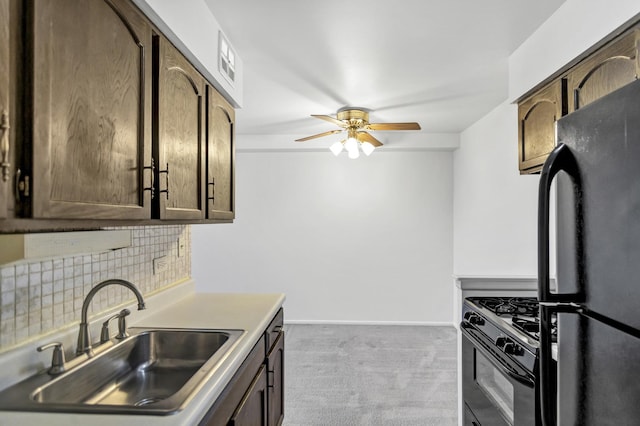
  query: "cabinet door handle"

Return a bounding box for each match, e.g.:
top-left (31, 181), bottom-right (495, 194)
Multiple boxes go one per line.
top-left (267, 368), bottom-right (275, 389)
top-left (0, 111), bottom-right (10, 182)
top-left (158, 163), bottom-right (169, 200)
top-left (143, 158), bottom-right (155, 199)
top-left (207, 178), bottom-right (215, 202)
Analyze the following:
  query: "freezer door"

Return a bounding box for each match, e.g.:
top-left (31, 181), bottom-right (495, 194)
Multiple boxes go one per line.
top-left (557, 312), bottom-right (640, 425)
top-left (556, 78), bottom-right (640, 329)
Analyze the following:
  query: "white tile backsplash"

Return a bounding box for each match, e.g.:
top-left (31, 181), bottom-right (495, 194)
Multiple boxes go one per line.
top-left (0, 225), bottom-right (191, 352)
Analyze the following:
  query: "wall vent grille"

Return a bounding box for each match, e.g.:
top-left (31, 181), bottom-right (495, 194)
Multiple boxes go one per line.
top-left (219, 31), bottom-right (235, 85)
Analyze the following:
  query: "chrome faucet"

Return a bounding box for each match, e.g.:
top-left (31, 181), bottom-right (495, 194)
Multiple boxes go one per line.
top-left (76, 279), bottom-right (146, 356)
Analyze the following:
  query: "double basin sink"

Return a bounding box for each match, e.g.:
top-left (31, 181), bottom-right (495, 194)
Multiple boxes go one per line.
top-left (0, 327), bottom-right (244, 415)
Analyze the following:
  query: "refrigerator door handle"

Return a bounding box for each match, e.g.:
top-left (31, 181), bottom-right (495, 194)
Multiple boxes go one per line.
top-left (539, 302), bottom-right (582, 426)
top-left (538, 143), bottom-right (581, 426)
top-left (538, 143), bottom-right (581, 303)
top-left (539, 304), bottom-right (557, 426)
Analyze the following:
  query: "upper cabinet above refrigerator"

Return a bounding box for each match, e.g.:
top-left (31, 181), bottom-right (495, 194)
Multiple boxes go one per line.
top-left (517, 79), bottom-right (565, 174)
top-left (517, 23), bottom-right (640, 175)
top-left (567, 28), bottom-right (639, 113)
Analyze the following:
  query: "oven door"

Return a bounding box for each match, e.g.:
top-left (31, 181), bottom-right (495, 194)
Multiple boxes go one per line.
top-left (461, 323), bottom-right (537, 426)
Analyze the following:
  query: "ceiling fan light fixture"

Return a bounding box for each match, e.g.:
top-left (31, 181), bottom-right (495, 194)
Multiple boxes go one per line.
top-left (347, 147), bottom-right (360, 159)
top-left (344, 134), bottom-right (358, 153)
top-left (329, 141), bottom-right (344, 156)
top-left (361, 141), bottom-right (375, 156)
top-left (296, 108), bottom-right (421, 158)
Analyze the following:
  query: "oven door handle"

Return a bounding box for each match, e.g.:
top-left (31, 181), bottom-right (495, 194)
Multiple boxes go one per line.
top-left (460, 322), bottom-right (535, 388)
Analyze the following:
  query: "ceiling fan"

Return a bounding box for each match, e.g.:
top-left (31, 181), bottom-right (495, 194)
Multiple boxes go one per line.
top-left (295, 107), bottom-right (421, 158)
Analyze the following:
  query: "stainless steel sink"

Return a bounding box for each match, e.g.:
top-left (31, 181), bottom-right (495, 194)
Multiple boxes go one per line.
top-left (0, 328), bottom-right (244, 415)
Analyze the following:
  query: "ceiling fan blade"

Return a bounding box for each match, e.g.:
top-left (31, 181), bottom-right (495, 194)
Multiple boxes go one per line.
top-left (295, 129), bottom-right (343, 142)
top-left (357, 132), bottom-right (383, 147)
top-left (311, 114), bottom-right (348, 128)
top-left (366, 122), bottom-right (421, 131)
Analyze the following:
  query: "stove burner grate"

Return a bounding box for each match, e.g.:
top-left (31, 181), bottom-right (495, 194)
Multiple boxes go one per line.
top-left (475, 297), bottom-right (539, 317)
top-left (511, 315), bottom-right (558, 342)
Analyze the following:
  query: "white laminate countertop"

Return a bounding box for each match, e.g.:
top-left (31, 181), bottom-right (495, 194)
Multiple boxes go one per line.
top-left (0, 290), bottom-right (285, 426)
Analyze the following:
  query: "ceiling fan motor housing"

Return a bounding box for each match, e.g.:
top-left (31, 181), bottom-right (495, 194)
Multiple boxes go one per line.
top-left (336, 109), bottom-right (369, 128)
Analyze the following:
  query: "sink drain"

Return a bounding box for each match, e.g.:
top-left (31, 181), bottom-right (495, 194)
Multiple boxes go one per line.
top-left (135, 397), bottom-right (164, 406)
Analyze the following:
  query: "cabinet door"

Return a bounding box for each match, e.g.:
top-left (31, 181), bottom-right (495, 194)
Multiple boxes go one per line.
top-left (155, 36), bottom-right (205, 220)
top-left (0, 0), bottom-right (9, 218)
top-left (229, 365), bottom-right (268, 426)
top-left (29, 0), bottom-right (152, 219)
top-left (568, 28), bottom-right (639, 113)
top-left (267, 332), bottom-right (284, 426)
top-left (206, 86), bottom-right (235, 221)
top-left (517, 79), bottom-right (564, 174)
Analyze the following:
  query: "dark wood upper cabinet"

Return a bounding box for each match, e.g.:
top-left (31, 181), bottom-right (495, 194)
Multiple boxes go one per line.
top-left (0, 0), bottom-right (234, 232)
top-left (154, 35), bottom-right (205, 220)
top-left (517, 24), bottom-right (640, 175)
top-left (568, 29), bottom-right (639, 113)
top-left (206, 85), bottom-right (235, 221)
top-left (28, 0), bottom-right (152, 219)
top-left (0, 0), bottom-right (9, 219)
top-left (517, 79), bottom-right (564, 174)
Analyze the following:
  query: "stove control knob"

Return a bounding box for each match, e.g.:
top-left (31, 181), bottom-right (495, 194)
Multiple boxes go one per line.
top-left (504, 342), bottom-right (524, 356)
top-left (495, 336), bottom-right (509, 348)
top-left (464, 312), bottom-right (485, 326)
top-left (496, 336), bottom-right (524, 356)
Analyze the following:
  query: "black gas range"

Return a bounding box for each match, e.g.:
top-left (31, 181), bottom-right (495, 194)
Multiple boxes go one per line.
top-left (461, 297), bottom-right (557, 426)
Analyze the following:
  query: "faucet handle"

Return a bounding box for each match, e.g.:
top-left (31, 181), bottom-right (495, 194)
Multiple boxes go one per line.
top-left (37, 342), bottom-right (66, 375)
top-left (116, 308), bottom-right (131, 339)
top-left (100, 309), bottom-right (131, 343)
top-left (100, 313), bottom-right (121, 343)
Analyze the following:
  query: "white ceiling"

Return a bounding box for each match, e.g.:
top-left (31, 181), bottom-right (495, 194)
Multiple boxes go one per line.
top-left (204, 0), bottom-right (565, 144)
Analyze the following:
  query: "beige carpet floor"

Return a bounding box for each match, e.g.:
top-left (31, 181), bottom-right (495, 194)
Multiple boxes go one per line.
top-left (282, 324), bottom-right (458, 426)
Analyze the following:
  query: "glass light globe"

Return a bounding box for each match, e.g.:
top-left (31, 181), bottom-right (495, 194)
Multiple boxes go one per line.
top-left (344, 137), bottom-right (358, 153)
top-left (329, 141), bottom-right (344, 156)
top-left (348, 147), bottom-right (360, 159)
top-left (361, 142), bottom-right (375, 156)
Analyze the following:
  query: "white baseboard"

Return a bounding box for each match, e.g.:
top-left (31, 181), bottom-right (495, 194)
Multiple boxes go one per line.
top-left (284, 319), bottom-right (455, 327)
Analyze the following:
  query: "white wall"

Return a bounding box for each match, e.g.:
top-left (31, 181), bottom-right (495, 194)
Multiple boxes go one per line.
top-left (191, 0), bottom-right (640, 323)
top-left (453, 0), bottom-right (640, 278)
top-left (193, 147), bottom-right (454, 324)
top-left (452, 102), bottom-right (542, 276)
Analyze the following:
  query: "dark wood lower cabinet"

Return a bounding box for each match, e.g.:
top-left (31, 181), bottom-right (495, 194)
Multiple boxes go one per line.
top-left (267, 332), bottom-right (284, 426)
top-left (229, 365), bottom-right (268, 426)
top-left (199, 309), bottom-right (285, 426)
top-left (464, 403), bottom-right (481, 426)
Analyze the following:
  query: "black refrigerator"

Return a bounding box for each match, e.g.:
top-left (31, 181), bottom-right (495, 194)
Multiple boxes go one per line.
top-left (538, 78), bottom-right (640, 425)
